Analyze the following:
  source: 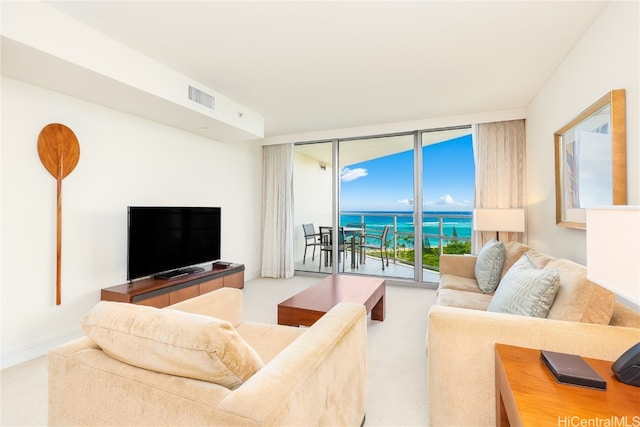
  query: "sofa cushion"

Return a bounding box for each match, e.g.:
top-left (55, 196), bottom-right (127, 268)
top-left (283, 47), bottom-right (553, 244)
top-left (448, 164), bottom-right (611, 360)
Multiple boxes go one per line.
top-left (488, 254), bottom-right (560, 318)
top-left (500, 241), bottom-right (530, 278)
top-left (475, 239), bottom-right (506, 293)
top-left (81, 301), bottom-right (264, 389)
top-left (523, 248), bottom-right (554, 269)
top-left (544, 258), bottom-right (616, 324)
top-left (236, 322), bottom-right (306, 363)
top-left (438, 274), bottom-right (484, 294)
top-left (436, 288), bottom-right (493, 310)
top-left (610, 302), bottom-right (640, 328)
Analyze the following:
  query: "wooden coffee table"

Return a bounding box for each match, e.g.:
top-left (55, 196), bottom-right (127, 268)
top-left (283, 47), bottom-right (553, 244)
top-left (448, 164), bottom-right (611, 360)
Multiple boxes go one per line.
top-left (277, 274), bottom-right (385, 326)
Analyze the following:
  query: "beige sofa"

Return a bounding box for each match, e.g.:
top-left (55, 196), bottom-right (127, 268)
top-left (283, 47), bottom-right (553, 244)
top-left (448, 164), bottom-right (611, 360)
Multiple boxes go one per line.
top-left (48, 288), bottom-right (367, 426)
top-left (427, 242), bottom-right (640, 427)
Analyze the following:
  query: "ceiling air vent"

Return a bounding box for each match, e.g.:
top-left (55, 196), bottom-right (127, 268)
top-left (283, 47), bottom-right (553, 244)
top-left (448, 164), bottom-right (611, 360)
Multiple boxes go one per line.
top-left (188, 85), bottom-right (215, 110)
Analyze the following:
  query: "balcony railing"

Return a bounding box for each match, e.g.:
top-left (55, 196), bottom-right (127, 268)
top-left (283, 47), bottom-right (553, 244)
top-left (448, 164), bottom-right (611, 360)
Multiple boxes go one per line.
top-left (340, 211), bottom-right (472, 271)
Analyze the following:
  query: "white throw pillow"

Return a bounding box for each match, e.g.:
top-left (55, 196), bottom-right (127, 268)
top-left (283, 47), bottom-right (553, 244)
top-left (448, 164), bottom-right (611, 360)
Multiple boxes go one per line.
top-left (488, 254), bottom-right (560, 318)
top-left (475, 239), bottom-right (506, 293)
top-left (82, 301), bottom-right (264, 389)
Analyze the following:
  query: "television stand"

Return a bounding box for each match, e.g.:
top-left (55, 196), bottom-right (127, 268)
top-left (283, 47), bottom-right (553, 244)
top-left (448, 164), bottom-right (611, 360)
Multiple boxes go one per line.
top-left (155, 266), bottom-right (205, 280)
top-left (101, 262), bottom-right (244, 308)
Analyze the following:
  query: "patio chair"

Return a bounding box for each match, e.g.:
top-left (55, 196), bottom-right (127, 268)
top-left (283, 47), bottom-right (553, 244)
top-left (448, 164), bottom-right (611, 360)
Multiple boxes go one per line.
top-left (360, 225), bottom-right (390, 270)
top-left (344, 222), bottom-right (366, 267)
top-left (318, 226), bottom-right (346, 272)
top-left (302, 223), bottom-right (322, 264)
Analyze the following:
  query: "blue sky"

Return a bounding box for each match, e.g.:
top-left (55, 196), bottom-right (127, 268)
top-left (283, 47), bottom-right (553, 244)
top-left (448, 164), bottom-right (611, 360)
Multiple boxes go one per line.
top-left (340, 135), bottom-right (475, 212)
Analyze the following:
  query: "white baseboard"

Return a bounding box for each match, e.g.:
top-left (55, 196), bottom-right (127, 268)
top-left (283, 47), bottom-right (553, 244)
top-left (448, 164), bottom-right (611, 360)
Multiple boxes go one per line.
top-left (1, 327), bottom-right (84, 370)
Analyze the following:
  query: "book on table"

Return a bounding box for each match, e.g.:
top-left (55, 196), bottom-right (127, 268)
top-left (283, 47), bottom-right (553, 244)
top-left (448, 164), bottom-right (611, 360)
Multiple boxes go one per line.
top-left (540, 349), bottom-right (607, 390)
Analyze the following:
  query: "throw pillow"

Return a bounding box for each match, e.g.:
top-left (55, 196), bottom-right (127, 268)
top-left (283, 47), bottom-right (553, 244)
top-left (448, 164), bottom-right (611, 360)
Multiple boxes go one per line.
top-left (487, 254), bottom-right (560, 318)
top-left (475, 239), bottom-right (506, 293)
top-left (82, 301), bottom-right (264, 389)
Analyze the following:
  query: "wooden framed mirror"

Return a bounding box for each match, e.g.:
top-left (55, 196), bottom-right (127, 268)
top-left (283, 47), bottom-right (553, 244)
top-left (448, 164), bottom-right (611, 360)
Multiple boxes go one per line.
top-left (554, 89), bottom-right (627, 229)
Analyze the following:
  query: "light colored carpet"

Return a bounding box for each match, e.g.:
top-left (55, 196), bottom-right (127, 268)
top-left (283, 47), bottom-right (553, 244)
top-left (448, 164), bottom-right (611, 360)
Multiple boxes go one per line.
top-left (1, 275), bottom-right (436, 426)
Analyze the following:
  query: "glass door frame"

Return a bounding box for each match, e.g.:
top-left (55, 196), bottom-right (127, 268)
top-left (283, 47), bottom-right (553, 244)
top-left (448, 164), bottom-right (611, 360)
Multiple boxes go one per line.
top-left (295, 125), bottom-right (472, 284)
top-left (412, 131), bottom-right (424, 280)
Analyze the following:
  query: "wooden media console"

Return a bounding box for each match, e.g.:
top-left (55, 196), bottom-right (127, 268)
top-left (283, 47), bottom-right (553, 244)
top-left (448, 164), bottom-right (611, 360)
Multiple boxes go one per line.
top-left (101, 263), bottom-right (244, 308)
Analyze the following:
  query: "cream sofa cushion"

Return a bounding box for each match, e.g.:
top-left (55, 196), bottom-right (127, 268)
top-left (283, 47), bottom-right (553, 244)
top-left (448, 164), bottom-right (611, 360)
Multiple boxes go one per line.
top-left (438, 274), bottom-right (484, 294)
top-left (81, 301), bottom-right (264, 389)
top-left (544, 258), bottom-right (616, 324)
top-left (500, 241), bottom-right (530, 278)
top-left (522, 248), bottom-right (554, 269)
top-left (236, 322), bottom-right (306, 363)
top-left (488, 254), bottom-right (560, 318)
top-left (436, 288), bottom-right (493, 310)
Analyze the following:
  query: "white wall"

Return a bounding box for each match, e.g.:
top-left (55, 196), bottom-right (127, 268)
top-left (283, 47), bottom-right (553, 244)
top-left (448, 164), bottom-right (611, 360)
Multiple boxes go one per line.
top-left (526, 1), bottom-right (639, 264)
top-left (0, 77), bottom-right (263, 368)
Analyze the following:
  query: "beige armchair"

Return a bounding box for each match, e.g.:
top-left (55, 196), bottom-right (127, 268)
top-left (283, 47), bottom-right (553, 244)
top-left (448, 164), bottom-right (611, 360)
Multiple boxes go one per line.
top-left (48, 288), bottom-right (367, 426)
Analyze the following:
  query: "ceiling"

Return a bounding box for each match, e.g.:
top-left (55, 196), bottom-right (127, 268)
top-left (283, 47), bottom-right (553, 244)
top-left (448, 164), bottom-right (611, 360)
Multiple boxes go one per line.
top-left (45, 1), bottom-right (607, 138)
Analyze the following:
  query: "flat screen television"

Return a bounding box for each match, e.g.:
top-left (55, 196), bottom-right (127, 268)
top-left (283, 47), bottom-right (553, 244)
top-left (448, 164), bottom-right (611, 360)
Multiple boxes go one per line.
top-left (127, 206), bottom-right (221, 281)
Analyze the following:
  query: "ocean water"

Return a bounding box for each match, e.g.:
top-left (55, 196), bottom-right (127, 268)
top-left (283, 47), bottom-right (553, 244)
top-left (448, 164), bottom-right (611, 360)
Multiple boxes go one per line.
top-left (340, 211), bottom-right (472, 247)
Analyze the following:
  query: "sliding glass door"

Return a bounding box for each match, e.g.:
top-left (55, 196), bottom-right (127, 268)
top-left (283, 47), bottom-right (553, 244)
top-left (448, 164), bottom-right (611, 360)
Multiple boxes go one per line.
top-left (339, 134), bottom-right (415, 279)
top-left (421, 128), bottom-right (474, 283)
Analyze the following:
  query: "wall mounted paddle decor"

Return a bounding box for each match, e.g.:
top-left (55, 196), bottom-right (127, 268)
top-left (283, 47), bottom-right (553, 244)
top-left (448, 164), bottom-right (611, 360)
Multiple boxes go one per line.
top-left (37, 123), bottom-right (80, 305)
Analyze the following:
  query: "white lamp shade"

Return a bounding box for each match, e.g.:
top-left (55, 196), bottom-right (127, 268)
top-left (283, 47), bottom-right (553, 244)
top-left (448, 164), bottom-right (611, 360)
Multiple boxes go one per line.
top-left (473, 209), bottom-right (525, 232)
top-left (586, 206), bottom-right (640, 306)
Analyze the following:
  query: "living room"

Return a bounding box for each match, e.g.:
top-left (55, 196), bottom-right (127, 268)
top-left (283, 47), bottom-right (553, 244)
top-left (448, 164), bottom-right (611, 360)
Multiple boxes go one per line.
top-left (1, 1), bottom-right (639, 425)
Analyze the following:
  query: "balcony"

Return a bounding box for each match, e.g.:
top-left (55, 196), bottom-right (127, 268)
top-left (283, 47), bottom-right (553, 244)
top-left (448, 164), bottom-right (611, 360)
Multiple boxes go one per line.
top-left (295, 211), bottom-right (472, 283)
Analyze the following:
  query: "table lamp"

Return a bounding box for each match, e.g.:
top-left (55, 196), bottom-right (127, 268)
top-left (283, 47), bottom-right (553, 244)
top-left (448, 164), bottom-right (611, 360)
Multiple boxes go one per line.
top-left (473, 208), bottom-right (525, 241)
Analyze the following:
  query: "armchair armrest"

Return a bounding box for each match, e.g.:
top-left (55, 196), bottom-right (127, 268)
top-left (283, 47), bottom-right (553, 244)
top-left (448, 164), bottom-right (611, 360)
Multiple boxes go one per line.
top-left (217, 302), bottom-right (367, 426)
top-left (169, 287), bottom-right (242, 327)
top-left (439, 254), bottom-right (477, 279)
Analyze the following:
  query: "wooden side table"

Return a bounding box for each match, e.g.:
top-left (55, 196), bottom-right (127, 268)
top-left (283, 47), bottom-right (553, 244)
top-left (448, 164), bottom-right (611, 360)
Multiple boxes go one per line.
top-left (495, 343), bottom-right (640, 426)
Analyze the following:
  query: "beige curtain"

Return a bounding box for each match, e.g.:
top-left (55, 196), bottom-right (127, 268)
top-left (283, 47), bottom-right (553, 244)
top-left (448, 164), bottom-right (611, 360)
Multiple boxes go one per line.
top-left (472, 120), bottom-right (527, 252)
top-left (261, 144), bottom-right (295, 278)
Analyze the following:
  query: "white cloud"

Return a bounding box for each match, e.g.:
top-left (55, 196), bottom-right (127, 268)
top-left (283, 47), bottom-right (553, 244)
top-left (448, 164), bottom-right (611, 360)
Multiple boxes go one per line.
top-left (438, 194), bottom-right (456, 205)
top-left (340, 167), bottom-right (368, 182)
top-left (398, 199), bottom-right (414, 206)
top-left (424, 194), bottom-right (470, 207)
